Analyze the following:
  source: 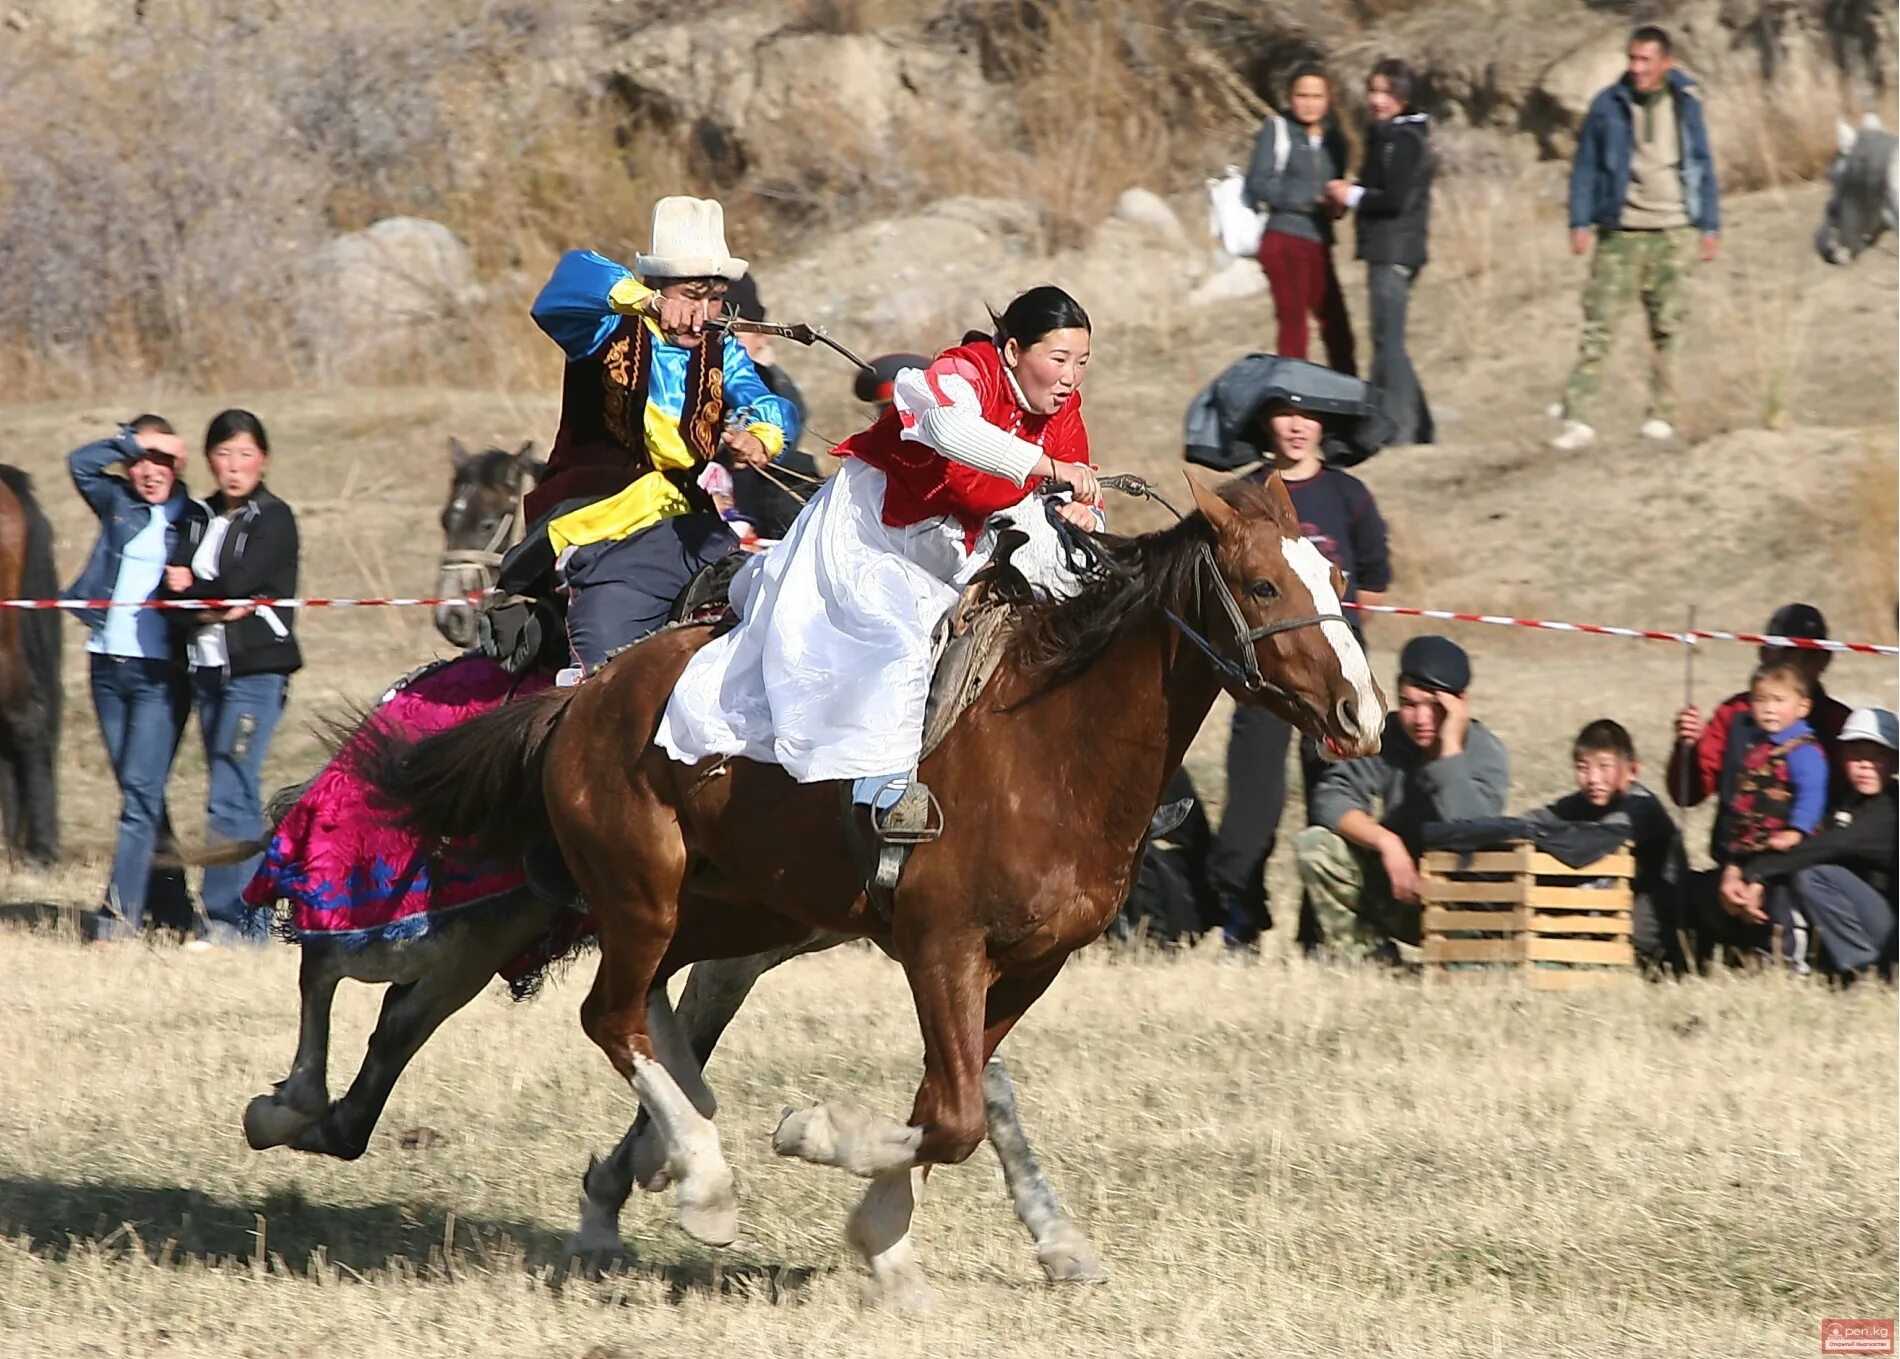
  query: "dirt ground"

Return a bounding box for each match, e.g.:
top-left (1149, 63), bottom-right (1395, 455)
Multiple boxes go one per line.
top-left (0, 180), bottom-right (1894, 1354)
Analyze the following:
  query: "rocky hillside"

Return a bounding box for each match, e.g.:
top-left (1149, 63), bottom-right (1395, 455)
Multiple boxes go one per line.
top-left (0, 0), bottom-right (1890, 392)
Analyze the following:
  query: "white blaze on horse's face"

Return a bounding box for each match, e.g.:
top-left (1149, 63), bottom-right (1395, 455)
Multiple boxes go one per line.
top-left (1277, 533), bottom-right (1384, 750)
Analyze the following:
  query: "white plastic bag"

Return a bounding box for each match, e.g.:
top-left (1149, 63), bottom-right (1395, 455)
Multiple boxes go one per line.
top-left (1207, 165), bottom-right (1265, 259)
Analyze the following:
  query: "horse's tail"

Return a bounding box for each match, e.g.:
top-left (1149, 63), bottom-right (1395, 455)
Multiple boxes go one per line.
top-left (168, 775), bottom-right (317, 869)
top-left (359, 685), bottom-right (578, 860)
top-left (0, 467), bottom-right (62, 740)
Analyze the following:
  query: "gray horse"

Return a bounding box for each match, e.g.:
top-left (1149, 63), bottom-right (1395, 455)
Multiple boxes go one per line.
top-left (232, 790), bottom-right (1105, 1285)
top-left (1817, 116), bottom-right (1898, 265)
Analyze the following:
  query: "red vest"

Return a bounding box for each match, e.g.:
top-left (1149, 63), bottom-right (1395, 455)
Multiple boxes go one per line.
top-left (837, 340), bottom-right (1091, 543)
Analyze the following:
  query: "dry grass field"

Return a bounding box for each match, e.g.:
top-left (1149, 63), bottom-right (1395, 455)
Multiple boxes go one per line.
top-left (0, 110), bottom-right (1894, 1359)
top-left (0, 935), bottom-right (1893, 1358)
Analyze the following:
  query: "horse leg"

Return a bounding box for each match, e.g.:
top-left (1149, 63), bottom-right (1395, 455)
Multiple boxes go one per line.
top-left (569, 932), bottom-right (846, 1263)
top-left (17, 709), bottom-right (56, 865)
top-left (565, 986), bottom-right (712, 1261)
top-left (576, 837), bottom-right (739, 1247)
top-left (0, 744), bottom-right (19, 859)
top-left (984, 1054), bottom-right (1108, 1284)
top-left (243, 946), bottom-right (343, 1148)
top-left (773, 942), bottom-right (1000, 1310)
top-left (289, 898), bottom-right (555, 1160)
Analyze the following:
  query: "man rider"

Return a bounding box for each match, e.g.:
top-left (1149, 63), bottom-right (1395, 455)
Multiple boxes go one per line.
top-left (495, 196), bottom-right (797, 676)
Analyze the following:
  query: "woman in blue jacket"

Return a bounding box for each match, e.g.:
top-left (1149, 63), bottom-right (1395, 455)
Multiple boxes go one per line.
top-left (65, 416), bottom-right (209, 941)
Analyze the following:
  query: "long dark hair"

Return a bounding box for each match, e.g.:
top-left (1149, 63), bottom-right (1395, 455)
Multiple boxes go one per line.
top-left (988, 286), bottom-right (1091, 350)
top-left (1368, 57), bottom-right (1416, 113)
top-left (205, 408), bottom-right (271, 455)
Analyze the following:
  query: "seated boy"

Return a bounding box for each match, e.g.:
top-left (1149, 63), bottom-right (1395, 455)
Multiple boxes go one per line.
top-left (1715, 662), bottom-right (1830, 969)
top-left (1530, 719), bottom-right (1687, 971)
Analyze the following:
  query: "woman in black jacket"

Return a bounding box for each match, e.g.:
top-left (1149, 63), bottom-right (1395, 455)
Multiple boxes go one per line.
top-left (162, 409), bottom-right (302, 946)
top-left (1327, 57), bottom-right (1435, 445)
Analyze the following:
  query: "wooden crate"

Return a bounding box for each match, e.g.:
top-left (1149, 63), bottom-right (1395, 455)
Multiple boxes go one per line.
top-left (1420, 841), bottom-right (1636, 989)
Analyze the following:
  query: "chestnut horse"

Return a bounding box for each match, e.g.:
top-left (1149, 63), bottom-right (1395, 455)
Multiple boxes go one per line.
top-left (369, 473), bottom-right (1383, 1307)
top-left (0, 466), bottom-right (60, 864)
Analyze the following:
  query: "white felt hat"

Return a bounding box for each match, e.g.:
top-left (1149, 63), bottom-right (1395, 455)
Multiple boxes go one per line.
top-left (635, 196), bottom-right (748, 282)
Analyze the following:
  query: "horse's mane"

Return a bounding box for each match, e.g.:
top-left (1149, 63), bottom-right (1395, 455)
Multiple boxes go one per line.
top-left (1013, 477), bottom-right (1282, 685)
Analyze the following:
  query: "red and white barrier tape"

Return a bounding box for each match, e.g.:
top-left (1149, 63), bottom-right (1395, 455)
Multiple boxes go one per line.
top-left (0, 594), bottom-right (484, 611)
top-left (1345, 602), bottom-right (1899, 656)
top-left (0, 592), bottom-right (1892, 655)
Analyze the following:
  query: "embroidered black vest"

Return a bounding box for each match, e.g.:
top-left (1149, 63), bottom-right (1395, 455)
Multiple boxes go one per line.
top-left (525, 315), bottom-right (726, 523)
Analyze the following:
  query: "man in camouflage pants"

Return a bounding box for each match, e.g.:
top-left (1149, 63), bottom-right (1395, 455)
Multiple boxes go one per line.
top-left (1553, 25), bottom-right (1721, 451)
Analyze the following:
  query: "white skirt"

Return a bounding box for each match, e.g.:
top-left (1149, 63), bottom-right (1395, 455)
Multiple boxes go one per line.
top-left (656, 459), bottom-right (1082, 782)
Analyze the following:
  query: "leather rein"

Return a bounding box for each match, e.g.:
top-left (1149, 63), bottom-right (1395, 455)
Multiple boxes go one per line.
top-left (1076, 474), bottom-right (1348, 712)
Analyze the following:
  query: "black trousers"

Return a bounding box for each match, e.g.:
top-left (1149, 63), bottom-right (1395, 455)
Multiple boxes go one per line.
top-left (1210, 706), bottom-right (1326, 940)
top-left (1367, 263), bottom-right (1435, 445)
top-left (561, 514), bottom-right (740, 672)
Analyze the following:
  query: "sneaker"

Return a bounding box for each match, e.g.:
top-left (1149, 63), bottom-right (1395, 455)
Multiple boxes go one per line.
top-left (182, 939), bottom-right (220, 956)
top-left (1549, 420), bottom-right (1597, 451)
top-left (1638, 418), bottom-right (1675, 440)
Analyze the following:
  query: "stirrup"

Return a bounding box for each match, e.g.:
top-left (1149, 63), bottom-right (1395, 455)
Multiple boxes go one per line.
top-left (869, 781), bottom-right (943, 847)
top-left (1147, 797), bottom-right (1195, 841)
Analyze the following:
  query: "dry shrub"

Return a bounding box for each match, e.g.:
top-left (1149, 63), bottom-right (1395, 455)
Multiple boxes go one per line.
top-left (1427, 162), bottom-right (1572, 357)
top-left (1703, 66), bottom-right (1845, 194)
top-left (1810, 437), bottom-right (1900, 641)
top-left (975, 0), bottom-right (1263, 243)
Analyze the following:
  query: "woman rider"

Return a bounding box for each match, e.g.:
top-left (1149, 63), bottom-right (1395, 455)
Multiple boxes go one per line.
top-left (658, 286), bottom-right (1102, 839)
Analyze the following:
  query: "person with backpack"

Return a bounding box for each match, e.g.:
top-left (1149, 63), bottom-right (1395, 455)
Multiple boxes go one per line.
top-left (1244, 64), bottom-right (1356, 374)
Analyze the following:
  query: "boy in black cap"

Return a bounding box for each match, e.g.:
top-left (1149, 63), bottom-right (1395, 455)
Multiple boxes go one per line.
top-left (1296, 634), bottom-right (1511, 956)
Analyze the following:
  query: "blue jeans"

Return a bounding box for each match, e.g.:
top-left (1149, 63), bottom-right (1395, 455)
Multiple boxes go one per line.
top-left (193, 669), bottom-right (287, 943)
top-left (88, 654), bottom-right (191, 937)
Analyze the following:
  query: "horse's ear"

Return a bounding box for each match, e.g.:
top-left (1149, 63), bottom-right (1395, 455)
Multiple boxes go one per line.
top-left (448, 437), bottom-right (472, 471)
top-left (1839, 119), bottom-right (1860, 154)
top-left (1184, 473), bottom-right (1239, 535)
top-left (512, 441), bottom-right (548, 482)
top-left (1260, 470), bottom-right (1300, 528)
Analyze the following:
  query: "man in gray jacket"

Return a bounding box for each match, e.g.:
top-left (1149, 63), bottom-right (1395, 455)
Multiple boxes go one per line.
top-left (1295, 635), bottom-right (1510, 954)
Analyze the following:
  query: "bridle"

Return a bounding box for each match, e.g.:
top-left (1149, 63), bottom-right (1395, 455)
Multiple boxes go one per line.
top-left (1078, 473), bottom-right (1350, 714)
top-left (435, 471), bottom-right (530, 607)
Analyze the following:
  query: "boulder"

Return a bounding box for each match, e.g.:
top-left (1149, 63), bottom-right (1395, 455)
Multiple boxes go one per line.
top-left (1186, 256), bottom-right (1268, 307)
top-left (300, 217), bottom-right (482, 372)
top-left (1112, 187), bottom-right (1187, 244)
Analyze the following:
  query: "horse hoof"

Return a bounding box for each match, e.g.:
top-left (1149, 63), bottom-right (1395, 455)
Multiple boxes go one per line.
top-left (860, 1270), bottom-right (939, 1313)
top-left (675, 1174), bottom-right (739, 1248)
top-left (1037, 1234), bottom-right (1110, 1285)
top-left (243, 1094), bottom-right (318, 1150)
top-left (772, 1105), bottom-right (833, 1163)
top-left (561, 1222), bottom-right (632, 1278)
